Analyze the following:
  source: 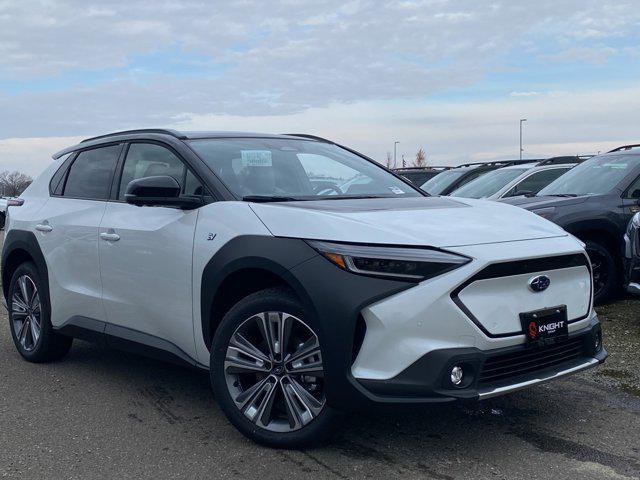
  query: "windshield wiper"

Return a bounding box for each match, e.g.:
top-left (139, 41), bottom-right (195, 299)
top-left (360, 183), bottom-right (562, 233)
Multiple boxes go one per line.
top-left (550, 193), bottom-right (578, 197)
top-left (242, 195), bottom-right (302, 203)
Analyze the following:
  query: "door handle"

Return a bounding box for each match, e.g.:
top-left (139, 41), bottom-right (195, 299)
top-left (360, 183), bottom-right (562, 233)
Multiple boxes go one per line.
top-left (100, 232), bottom-right (120, 242)
top-left (35, 224), bottom-right (53, 233)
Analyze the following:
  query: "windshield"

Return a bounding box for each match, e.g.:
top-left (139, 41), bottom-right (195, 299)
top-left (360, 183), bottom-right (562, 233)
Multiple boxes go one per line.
top-left (538, 154), bottom-right (639, 196)
top-left (450, 168), bottom-right (529, 198)
top-left (188, 138), bottom-right (420, 200)
top-left (420, 169), bottom-right (468, 194)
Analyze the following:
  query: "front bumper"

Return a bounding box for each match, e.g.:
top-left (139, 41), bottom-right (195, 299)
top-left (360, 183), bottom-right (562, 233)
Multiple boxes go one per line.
top-left (286, 234), bottom-right (601, 410)
top-left (358, 318), bottom-right (606, 403)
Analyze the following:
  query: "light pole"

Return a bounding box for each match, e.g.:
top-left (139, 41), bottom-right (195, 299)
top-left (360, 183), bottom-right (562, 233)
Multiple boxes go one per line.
top-left (394, 141), bottom-right (399, 168)
top-left (519, 118), bottom-right (527, 160)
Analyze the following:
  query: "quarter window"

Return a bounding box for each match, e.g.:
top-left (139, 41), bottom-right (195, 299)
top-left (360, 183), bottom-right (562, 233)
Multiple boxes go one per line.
top-left (63, 145), bottom-right (121, 200)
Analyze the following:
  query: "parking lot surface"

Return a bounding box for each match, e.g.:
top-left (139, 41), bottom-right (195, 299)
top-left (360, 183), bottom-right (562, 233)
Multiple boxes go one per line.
top-left (0, 239), bottom-right (639, 479)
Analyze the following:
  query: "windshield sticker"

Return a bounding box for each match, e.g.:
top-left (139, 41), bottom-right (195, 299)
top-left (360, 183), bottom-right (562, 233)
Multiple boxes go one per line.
top-left (388, 186), bottom-right (405, 195)
top-left (603, 163), bottom-right (628, 169)
top-left (241, 150), bottom-right (272, 167)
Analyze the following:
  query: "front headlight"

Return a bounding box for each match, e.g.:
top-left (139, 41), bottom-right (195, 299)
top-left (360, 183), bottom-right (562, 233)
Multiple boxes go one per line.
top-left (532, 207), bottom-right (556, 219)
top-left (306, 240), bottom-right (471, 282)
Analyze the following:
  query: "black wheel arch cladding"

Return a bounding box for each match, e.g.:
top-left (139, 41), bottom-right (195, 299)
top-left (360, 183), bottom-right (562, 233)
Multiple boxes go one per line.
top-left (2, 229), bottom-right (50, 302)
top-left (200, 235), bottom-right (414, 408)
top-left (200, 235), bottom-right (320, 349)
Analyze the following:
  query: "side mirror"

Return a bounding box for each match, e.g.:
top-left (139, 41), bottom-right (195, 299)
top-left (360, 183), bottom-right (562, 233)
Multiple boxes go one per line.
top-left (125, 176), bottom-right (202, 209)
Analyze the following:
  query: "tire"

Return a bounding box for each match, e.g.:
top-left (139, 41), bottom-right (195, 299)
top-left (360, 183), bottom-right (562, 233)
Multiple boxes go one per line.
top-left (210, 287), bottom-right (338, 448)
top-left (7, 262), bottom-right (73, 362)
top-left (585, 240), bottom-right (618, 305)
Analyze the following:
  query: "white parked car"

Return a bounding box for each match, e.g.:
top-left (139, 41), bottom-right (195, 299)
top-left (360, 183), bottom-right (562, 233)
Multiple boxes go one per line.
top-left (1, 130), bottom-right (607, 447)
top-left (450, 159), bottom-right (582, 200)
top-left (0, 198), bottom-right (6, 229)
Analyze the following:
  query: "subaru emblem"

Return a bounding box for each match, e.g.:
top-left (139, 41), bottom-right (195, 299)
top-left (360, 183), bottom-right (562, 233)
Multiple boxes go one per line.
top-left (528, 275), bottom-right (551, 292)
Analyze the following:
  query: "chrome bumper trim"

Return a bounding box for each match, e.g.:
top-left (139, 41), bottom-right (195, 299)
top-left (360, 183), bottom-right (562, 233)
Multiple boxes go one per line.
top-left (478, 357), bottom-right (599, 400)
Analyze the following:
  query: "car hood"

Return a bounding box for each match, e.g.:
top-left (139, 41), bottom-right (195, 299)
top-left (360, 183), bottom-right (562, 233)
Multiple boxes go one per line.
top-left (500, 195), bottom-right (589, 210)
top-left (249, 196), bottom-right (568, 248)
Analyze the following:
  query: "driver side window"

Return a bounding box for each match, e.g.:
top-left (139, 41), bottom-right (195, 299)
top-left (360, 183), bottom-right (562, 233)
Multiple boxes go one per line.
top-left (118, 143), bottom-right (202, 200)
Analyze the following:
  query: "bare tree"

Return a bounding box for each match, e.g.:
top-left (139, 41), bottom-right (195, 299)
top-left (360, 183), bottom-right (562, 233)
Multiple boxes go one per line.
top-left (414, 148), bottom-right (428, 168)
top-left (385, 151), bottom-right (393, 168)
top-left (0, 170), bottom-right (33, 197)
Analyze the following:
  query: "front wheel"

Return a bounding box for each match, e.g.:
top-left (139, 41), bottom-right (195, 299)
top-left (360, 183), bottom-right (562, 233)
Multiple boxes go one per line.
top-left (585, 240), bottom-right (618, 305)
top-left (211, 288), bottom-right (338, 448)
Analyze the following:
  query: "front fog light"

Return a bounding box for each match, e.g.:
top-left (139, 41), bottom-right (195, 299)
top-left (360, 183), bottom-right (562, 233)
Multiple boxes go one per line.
top-left (450, 365), bottom-right (464, 386)
top-left (594, 331), bottom-right (603, 352)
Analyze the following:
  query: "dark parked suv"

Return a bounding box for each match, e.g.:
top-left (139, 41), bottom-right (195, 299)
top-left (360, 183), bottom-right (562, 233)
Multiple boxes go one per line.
top-left (502, 145), bottom-right (640, 303)
top-left (393, 166), bottom-right (450, 186)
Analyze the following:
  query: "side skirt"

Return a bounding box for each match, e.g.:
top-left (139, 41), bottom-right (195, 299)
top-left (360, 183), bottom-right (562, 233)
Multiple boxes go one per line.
top-left (55, 316), bottom-right (208, 370)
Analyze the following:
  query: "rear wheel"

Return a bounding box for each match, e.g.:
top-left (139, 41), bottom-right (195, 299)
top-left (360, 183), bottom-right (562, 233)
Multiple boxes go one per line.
top-left (8, 262), bottom-right (73, 362)
top-left (211, 288), bottom-right (338, 448)
top-left (584, 240), bottom-right (618, 305)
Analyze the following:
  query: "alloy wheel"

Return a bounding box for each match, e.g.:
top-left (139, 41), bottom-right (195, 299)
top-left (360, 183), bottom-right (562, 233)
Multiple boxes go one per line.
top-left (11, 275), bottom-right (42, 352)
top-left (224, 312), bottom-right (325, 433)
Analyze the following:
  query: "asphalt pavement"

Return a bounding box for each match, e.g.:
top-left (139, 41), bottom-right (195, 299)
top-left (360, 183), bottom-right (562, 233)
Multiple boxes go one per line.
top-left (0, 234), bottom-right (639, 479)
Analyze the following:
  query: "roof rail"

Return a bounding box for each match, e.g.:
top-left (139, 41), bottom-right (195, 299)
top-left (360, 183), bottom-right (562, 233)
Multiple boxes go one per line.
top-left (536, 155), bottom-right (593, 166)
top-left (608, 144), bottom-right (640, 153)
top-left (454, 158), bottom-right (543, 168)
top-left (81, 129), bottom-right (187, 143)
top-left (282, 133), bottom-right (333, 143)
top-left (393, 166), bottom-right (451, 171)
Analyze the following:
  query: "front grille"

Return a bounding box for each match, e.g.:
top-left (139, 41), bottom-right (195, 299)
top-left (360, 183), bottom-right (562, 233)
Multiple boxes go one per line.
top-left (479, 337), bottom-right (586, 386)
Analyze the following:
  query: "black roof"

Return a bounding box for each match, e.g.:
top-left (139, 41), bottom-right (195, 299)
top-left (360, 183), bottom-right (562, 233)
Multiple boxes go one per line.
top-left (52, 129), bottom-right (323, 159)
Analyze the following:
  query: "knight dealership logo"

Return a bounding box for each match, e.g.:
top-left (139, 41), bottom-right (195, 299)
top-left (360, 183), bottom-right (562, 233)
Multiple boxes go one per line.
top-left (528, 320), bottom-right (566, 339)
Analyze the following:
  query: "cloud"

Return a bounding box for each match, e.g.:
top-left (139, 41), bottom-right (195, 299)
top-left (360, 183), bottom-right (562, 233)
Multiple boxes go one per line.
top-left (1, 0), bottom-right (639, 174)
top-left (510, 91), bottom-right (541, 97)
top-left (1, 0), bottom-right (640, 139)
top-left (6, 84), bottom-right (639, 177)
top-left (0, 136), bottom-right (82, 177)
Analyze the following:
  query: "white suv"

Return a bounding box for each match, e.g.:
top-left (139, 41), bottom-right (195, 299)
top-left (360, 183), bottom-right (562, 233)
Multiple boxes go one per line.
top-left (2, 130), bottom-right (607, 447)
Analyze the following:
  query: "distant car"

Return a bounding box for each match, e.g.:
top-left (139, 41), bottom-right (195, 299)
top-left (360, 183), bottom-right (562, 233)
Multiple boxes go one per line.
top-left (502, 146), bottom-right (640, 304)
top-left (420, 160), bottom-right (542, 196)
top-left (450, 158), bottom-right (585, 200)
top-left (393, 167), bottom-right (450, 187)
top-left (0, 198), bottom-right (24, 230)
top-left (623, 212), bottom-right (640, 295)
top-left (0, 198), bottom-right (6, 229)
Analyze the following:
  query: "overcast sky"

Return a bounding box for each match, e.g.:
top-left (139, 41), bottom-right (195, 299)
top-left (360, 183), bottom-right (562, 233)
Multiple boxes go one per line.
top-left (1, 0), bottom-right (639, 177)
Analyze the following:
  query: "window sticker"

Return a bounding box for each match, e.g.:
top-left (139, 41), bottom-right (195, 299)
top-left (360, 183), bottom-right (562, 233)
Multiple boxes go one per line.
top-left (388, 186), bottom-right (405, 194)
top-left (603, 163), bottom-right (628, 169)
top-left (241, 150), bottom-right (272, 167)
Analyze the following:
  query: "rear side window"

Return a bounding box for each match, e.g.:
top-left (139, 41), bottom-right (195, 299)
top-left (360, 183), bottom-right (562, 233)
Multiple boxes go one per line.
top-left (63, 145), bottom-right (121, 200)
